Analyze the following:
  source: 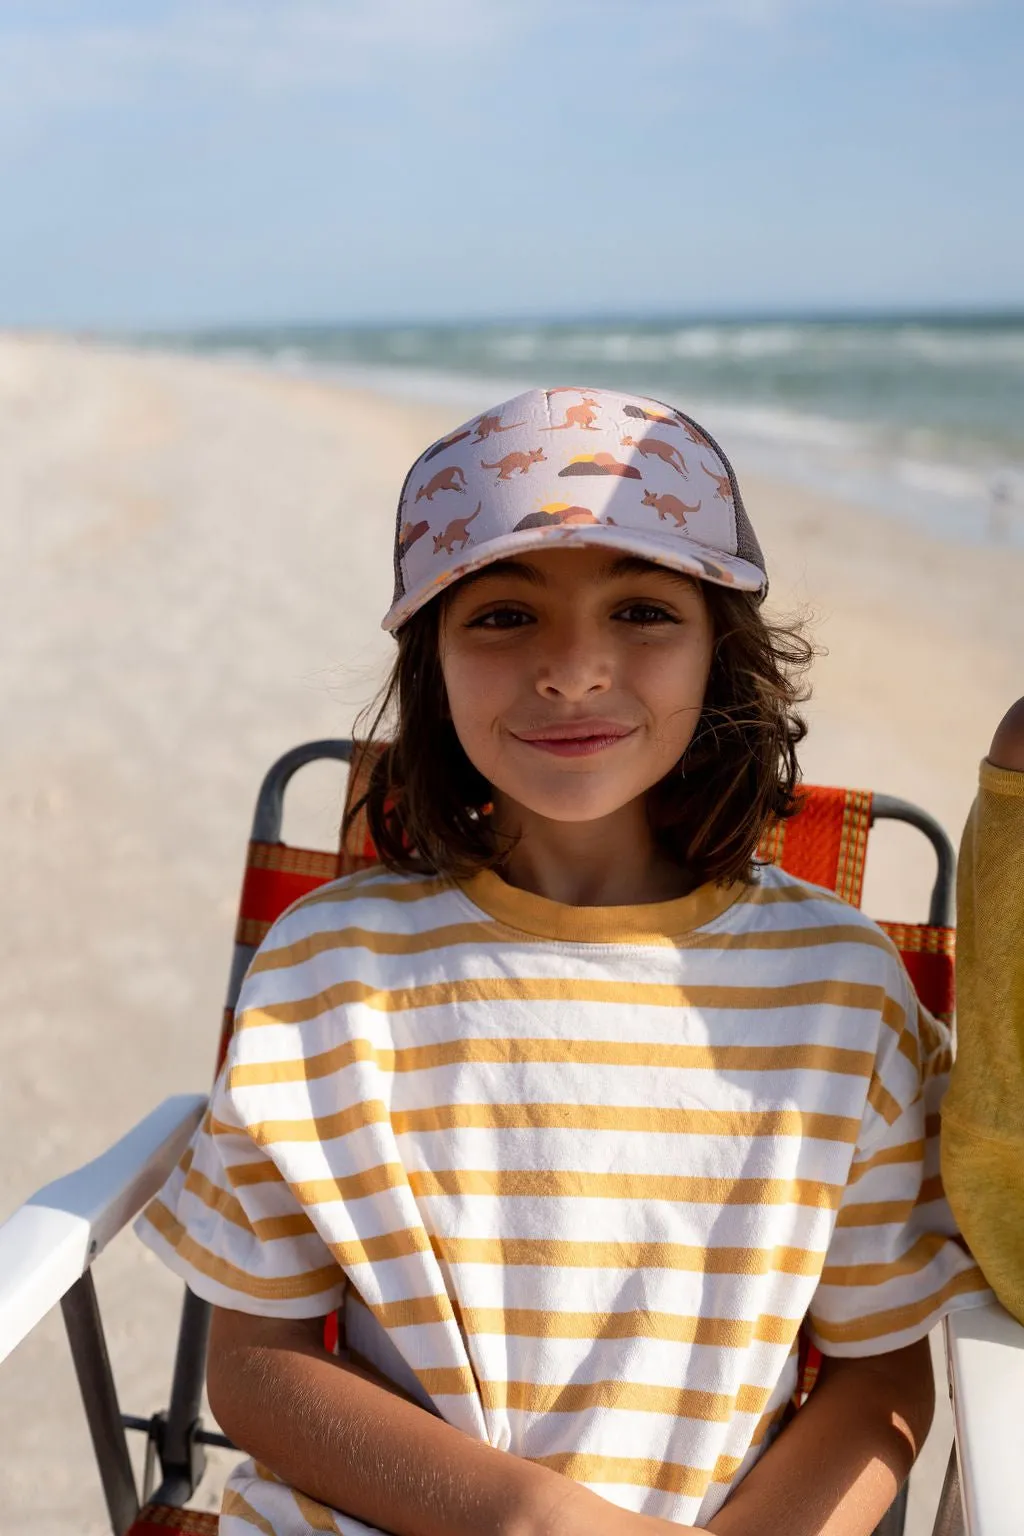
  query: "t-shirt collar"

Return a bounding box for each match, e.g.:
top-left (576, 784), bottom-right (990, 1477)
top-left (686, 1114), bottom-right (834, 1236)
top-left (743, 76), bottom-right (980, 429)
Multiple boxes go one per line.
top-left (459, 866), bottom-right (745, 943)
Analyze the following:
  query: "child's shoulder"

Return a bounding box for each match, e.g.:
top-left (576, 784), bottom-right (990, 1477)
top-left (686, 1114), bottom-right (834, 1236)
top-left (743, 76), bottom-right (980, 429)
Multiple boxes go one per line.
top-left (265, 865), bottom-right (459, 944)
top-left (231, 867), bottom-right (464, 1047)
top-left (728, 862), bottom-right (902, 957)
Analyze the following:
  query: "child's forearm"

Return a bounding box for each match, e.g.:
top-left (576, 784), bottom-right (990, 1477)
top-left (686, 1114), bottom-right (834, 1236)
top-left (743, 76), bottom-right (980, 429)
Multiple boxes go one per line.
top-left (702, 1338), bottom-right (933, 1536)
top-left (208, 1308), bottom-right (557, 1536)
top-left (206, 1308), bottom-right (708, 1536)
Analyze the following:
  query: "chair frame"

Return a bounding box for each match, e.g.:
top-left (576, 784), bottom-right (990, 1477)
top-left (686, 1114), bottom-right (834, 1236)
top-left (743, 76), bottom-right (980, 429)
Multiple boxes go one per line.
top-left (2, 741), bottom-right (1021, 1536)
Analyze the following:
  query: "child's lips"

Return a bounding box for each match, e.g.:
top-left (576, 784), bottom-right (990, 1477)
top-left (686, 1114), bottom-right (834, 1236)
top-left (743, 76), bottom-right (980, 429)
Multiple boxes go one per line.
top-left (512, 721), bottom-right (637, 757)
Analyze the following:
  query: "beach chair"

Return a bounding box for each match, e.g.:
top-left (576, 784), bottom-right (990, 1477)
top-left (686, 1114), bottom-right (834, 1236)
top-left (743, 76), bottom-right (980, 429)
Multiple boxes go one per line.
top-left (2, 741), bottom-right (1021, 1536)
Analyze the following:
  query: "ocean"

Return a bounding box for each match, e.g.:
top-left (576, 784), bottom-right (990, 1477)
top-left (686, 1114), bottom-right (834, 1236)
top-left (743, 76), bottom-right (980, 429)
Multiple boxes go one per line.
top-left (173, 313), bottom-right (1024, 548)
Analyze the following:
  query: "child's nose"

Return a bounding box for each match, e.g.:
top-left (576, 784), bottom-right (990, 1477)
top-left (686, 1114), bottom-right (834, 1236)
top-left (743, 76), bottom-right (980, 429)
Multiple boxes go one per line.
top-left (534, 629), bottom-right (612, 701)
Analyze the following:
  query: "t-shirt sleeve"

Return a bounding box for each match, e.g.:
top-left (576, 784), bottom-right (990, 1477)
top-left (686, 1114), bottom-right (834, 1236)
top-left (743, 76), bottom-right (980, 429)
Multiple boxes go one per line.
top-left (941, 760), bottom-right (1024, 1324)
top-left (807, 952), bottom-right (993, 1357)
top-left (135, 1058), bottom-right (347, 1319)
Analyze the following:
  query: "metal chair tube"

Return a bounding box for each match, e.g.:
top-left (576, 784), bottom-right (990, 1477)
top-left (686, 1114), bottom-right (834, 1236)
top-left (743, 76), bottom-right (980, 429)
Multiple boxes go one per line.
top-left (61, 1271), bottom-right (140, 1536)
top-left (250, 739), bottom-right (354, 844)
top-left (148, 1285), bottom-right (213, 1506)
top-left (870, 794), bottom-right (956, 927)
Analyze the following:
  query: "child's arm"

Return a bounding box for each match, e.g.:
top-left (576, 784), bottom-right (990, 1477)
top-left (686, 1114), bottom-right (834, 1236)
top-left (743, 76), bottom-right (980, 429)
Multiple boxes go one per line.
top-left (990, 696), bottom-right (1024, 770)
top-left (208, 1306), bottom-right (712, 1536)
top-left (940, 696), bottom-right (1024, 1323)
top-left (702, 1338), bottom-right (934, 1536)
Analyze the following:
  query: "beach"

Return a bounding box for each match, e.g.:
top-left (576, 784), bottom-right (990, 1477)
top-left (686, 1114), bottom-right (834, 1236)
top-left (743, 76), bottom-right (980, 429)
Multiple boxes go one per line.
top-left (2, 333), bottom-right (1022, 1535)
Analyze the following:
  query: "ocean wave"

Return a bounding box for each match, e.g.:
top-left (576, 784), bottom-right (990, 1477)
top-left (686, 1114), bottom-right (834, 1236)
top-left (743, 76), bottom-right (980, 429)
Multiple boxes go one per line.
top-left (168, 316), bottom-right (1024, 547)
top-left (401, 321), bottom-right (1024, 371)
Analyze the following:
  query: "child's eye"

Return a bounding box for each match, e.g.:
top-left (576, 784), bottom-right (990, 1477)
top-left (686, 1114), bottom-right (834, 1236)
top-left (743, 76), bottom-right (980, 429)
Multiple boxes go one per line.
top-left (468, 605), bottom-right (534, 629)
top-left (616, 602), bottom-right (678, 626)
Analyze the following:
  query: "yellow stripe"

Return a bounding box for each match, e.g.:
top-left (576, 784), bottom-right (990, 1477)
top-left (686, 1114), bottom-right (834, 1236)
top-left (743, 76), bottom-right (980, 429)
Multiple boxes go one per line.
top-left (433, 1234), bottom-right (823, 1276)
top-left (183, 1168), bottom-right (255, 1233)
top-left (228, 1159), bottom-right (288, 1188)
top-left (219, 1099), bottom-right (389, 1147)
top-left (229, 1032), bottom-right (876, 1089)
top-left (251, 919), bottom-right (506, 972)
top-left (812, 1266), bottom-right (991, 1344)
top-left (409, 1167), bottom-right (843, 1210)
top-left (347, 1292), bottom-right (456, 1330)
top-left (348, 1294), bottom-right (802, 1350)
top-left (290, 1490), bottom-right (339, 1532)
top-left (184, 1166), bottom-right (318, 1241)
top-left (252, 1461), bottom-right (284, 1483)
top-left (236, 1098), bottom-right (861, 1147)
top-left (819, 1230), bottom-right (949, 1286)
top-left (235, 975), bottom-right (901, 1030)
top-left (532, 1449), bottom-right (733, 1497)
top-left (145, 1198), bottom-right (343, 1302)
top-left (395, 1102), bottom-right (860, 1143)
top-left (328, 1227), bottom-right (433, 1267)
top-left (866, 1073), bottom-right (904, 1127)
top-left (250, 916), bottom-right (896, 972)
top-left (412, 1365), bottom-right (480, 1397)
top-left (737, 883), bottom-right (837, 908)
top-left (480, 1377), bottom-right (771, 1421)
top-left (890, 1005), bottom-right (921, 1072)
top-left (834, 1196), bottom-right (920, 1229)
top-left (750, 1399), bottom-right (790, 1450)
top-left (836, 1175), bottom-right (945, 1227)
top-left (847, 1137), bottom-right (924, 1184)
top-left (298, 875), bottom-right (450, 909)
top-left (918, 1172), bottom-right (945, 1205)
top-left (221, 1488), bottom-right (281, 1536)
top-left (221, 1157), bottom-right (843, 1212)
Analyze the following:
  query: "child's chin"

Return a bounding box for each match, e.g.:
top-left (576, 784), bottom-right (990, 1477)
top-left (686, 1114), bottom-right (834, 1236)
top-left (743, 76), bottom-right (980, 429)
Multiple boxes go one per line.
top-left (512, 782), bottom-right (642, 825)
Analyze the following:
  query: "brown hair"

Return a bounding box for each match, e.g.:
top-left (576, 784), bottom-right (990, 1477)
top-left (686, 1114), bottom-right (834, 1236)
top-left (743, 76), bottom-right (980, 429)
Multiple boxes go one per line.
top-left (348, 582), bottom-right (813, 888)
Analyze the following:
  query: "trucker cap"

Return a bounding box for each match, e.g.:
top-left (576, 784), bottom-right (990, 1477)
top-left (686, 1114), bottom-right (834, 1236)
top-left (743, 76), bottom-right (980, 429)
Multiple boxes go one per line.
top-left (382, 386), bottom-right (767, 632)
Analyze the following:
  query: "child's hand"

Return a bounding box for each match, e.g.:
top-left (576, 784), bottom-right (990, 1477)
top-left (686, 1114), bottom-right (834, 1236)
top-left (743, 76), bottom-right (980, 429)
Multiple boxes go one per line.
top-left (540, 1482), bottom-right (711, 1536)
top-left (989, 697), bottom-right (1024, 771)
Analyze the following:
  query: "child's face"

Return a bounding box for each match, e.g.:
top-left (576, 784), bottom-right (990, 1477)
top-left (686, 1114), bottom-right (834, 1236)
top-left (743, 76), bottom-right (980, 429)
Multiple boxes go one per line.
top-left (440, 547), bottom-right (714, 827)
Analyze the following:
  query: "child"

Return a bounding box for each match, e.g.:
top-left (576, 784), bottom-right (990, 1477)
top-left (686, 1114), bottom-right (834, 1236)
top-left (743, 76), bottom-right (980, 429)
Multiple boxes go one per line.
top-left (942, 698), bottom-right (1024, 1324)
top-left (139, 387), bottom-right (992, 1536)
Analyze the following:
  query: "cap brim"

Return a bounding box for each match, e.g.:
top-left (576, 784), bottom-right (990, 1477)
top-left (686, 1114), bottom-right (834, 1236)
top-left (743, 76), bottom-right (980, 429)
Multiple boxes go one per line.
top-left (381, 522), bottom-right (767, 632)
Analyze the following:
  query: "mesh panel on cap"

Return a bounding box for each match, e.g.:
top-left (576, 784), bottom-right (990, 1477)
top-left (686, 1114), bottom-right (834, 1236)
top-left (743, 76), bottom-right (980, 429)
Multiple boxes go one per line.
top-left (391, 455), bottom-right (421, 608)
top-left (733, 496), bottom-right (766, 574)
top-left (670, 405), bottom-right (767, 586)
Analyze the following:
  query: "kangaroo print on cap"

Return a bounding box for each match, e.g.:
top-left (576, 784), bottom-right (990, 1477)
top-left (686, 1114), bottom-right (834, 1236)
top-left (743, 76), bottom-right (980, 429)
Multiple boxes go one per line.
top-left (382, 387), bottom-right (767, 632)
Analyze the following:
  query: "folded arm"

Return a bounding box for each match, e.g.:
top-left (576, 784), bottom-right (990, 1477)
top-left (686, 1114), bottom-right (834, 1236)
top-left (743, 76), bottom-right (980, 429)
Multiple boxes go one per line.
top-left (207, 1306), bottom-right (709, 1536)
top-left (704, 1338), bottom-right (934, 1536)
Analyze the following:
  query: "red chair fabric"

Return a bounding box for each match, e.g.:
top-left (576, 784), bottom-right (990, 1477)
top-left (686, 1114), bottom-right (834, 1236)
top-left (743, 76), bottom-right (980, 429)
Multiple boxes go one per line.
top-left (128, 1507), bottom-right (218, 1535)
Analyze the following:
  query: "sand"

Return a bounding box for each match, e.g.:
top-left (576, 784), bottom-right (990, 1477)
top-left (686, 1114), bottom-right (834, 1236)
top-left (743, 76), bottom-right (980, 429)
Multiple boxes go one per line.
top-left (1, 334), bottom-right (1021, 1535)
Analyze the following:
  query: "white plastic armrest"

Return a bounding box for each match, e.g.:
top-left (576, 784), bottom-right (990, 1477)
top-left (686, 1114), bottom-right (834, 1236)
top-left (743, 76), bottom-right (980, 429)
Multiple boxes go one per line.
top-left (0, 1093), bottom-right (207, 1366)
top-left (944, 1299), bottom-right (1024, 1535)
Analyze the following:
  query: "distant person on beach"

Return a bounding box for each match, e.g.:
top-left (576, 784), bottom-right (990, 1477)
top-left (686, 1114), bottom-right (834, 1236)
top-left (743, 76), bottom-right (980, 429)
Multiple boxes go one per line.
top-left (941, 697), bottom-right (1024, 1325)
top-left (137, 387), bottom-right (992, 1536)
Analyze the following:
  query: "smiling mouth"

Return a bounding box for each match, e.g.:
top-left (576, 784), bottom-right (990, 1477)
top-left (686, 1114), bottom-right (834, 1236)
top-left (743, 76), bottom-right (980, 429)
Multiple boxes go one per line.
top-left (512, 722), bottom-right (637, 758)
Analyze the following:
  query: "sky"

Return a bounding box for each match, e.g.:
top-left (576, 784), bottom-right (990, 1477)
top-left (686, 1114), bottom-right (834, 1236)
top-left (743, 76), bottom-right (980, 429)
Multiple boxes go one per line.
top-left (1, 0), bottom-right (1022, 329)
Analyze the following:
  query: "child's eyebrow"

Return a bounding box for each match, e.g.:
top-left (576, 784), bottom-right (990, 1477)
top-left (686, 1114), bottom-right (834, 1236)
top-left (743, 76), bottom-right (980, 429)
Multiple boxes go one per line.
top-left (455, 559), bottom-right (546, 592)
top-left (604, 555), bottom-right (698, 587)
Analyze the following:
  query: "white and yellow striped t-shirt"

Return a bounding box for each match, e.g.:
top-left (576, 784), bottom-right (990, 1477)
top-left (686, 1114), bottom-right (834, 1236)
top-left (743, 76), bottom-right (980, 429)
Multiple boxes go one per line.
top-left (138, 862), bottom-right (991, 1535)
